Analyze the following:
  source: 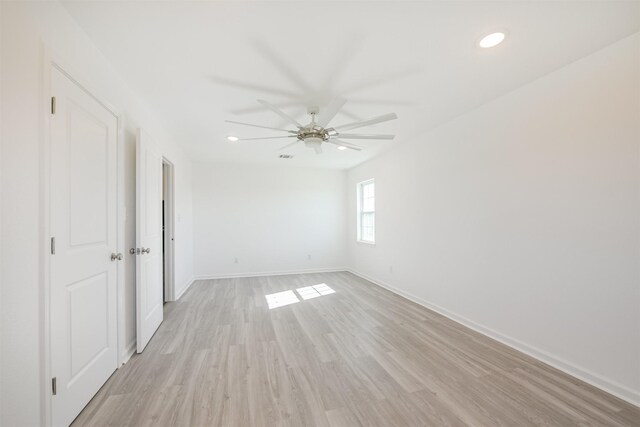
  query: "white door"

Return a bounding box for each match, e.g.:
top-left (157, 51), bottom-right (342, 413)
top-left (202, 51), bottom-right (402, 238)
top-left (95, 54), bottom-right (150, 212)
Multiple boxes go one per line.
top-left (136, 129), bottom-right (164, 352)
top-left (50, 67), bottom-right (119, 427)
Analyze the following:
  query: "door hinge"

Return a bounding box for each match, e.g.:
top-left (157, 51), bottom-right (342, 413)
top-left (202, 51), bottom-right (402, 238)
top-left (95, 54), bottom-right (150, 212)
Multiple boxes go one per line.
top-left (52, 377), bottom-right (57, 395)
top-left (51, 96), bottom-right (56, 115)
top-left (50, 237), bottom-right (56, 255)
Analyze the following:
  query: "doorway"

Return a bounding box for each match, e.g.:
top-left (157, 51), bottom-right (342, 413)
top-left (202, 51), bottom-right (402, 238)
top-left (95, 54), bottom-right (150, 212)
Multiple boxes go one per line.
top-left (162, 159), bottom-right (175, 302)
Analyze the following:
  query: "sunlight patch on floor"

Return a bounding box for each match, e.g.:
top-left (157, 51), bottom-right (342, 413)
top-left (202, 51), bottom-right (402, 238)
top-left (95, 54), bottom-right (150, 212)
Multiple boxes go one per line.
top-left (265, 284), bottom-right (336, 309)
top-left (296, 283), bottom-right (336, 300)
top-left (265, 290), bottom-right (300, 309)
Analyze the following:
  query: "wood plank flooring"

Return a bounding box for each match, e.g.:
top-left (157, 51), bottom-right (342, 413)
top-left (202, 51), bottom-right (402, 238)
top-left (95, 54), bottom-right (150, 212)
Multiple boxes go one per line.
top-left (72, 272), bottom-right (640, 426)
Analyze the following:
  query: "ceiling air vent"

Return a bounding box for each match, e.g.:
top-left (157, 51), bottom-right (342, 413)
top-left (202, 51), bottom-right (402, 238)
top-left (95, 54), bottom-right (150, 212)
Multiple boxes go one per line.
top-left (279, 154), bottom-right (294, 159)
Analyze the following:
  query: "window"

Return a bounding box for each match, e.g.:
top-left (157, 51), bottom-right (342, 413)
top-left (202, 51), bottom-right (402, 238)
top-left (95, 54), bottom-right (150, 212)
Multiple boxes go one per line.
top-left (357, 179), bottom-right (375, 243)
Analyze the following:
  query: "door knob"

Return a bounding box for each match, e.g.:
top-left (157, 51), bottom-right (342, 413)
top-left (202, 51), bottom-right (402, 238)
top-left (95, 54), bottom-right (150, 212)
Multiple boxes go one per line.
top-left (142, 247), bottom-right (151, 254)
top-left (110, 253), bottom-right (123, 261)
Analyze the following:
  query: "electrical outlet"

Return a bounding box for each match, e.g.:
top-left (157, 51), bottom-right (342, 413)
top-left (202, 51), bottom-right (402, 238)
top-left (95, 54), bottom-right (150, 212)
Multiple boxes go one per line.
top-left (234, 257), bottom-right (239, 264)
top-left (307, 254), bottom-right (311, 260)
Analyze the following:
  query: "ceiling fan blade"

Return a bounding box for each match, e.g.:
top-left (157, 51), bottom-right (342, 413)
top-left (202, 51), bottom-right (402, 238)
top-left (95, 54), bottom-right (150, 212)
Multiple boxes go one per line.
top-left (225, 120), bottom-right (295, 133)
top-left (257, 99), bottom-right (303, 128)
top-left (336, 133), bottom-right (395, 140)
top-left (331, 112), bottom-right (398, 132)
top-left (278, 141), bottom-right (300, 151)
top-left (209, 76), bottom-right (299, 98)
top-left (253, 40), bottom-right (313, 93)
top-left (230, 100), bottom-right (300, 115)
top-left (347, 97), bottom-right (416, 107)
top-left (238, 135), bottom-right (297, 141)
top-left (331, 138), bottom-right (361, 148)
top-left (329, 139), bottom-right (363, 151)
top-left (317, 98), bottom-right (347, 128)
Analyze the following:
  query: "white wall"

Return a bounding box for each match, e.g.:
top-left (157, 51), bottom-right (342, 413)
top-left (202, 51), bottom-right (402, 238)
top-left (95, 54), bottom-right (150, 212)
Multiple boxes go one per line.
top-left (347, 33), bottom-right (640, 405)
top-left (0, 2), bottom-right (4, 422)
top-left (193, 163), bottom-right (347, 278)
top-left (0, 2), bottom-right (194, 425)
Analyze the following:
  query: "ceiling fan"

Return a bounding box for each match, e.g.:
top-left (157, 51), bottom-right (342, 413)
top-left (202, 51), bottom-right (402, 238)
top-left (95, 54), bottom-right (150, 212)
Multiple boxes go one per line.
top-left (226, 99), bottom-right (398, 154)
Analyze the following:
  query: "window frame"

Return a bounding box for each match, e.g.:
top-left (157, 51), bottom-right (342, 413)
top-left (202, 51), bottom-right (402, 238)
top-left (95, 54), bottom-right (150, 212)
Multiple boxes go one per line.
top-left (356, 178), bottom-right (376, 244)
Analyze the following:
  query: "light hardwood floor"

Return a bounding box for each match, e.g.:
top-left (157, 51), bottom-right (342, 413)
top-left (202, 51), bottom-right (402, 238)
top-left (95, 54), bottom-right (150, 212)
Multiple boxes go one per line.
top-left (73, 272), bottom-right (640, 426)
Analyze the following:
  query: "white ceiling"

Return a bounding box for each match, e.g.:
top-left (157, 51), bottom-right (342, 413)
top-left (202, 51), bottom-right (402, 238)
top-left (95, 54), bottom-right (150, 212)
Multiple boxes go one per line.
top-left (62, 1), bottom-right (639, 169)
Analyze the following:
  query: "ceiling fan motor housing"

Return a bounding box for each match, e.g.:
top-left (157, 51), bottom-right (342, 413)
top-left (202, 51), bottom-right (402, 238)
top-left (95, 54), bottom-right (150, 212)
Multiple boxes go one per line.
top-left (297, 126), bottom-right (330, 142)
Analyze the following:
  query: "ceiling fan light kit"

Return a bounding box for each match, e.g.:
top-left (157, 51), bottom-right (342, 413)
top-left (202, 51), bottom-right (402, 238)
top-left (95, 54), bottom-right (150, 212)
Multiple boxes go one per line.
top-left (226, 99), bottom-right (398, 155)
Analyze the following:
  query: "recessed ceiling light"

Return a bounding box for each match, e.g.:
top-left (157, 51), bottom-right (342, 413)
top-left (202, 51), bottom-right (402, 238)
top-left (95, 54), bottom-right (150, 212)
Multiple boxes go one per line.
top-left (337, 146), bottom-right (347, 151)
top-left (227, 136), bottom-right (239, 142)
top-left (479, 32), bottom-right (505, 49)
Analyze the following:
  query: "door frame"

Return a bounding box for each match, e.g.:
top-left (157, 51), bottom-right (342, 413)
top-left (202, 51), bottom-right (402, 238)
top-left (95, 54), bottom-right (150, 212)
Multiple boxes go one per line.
top-left (40, 45), bottom-right (126, 427)
top-left (162, 158), bottom-right (176, 302)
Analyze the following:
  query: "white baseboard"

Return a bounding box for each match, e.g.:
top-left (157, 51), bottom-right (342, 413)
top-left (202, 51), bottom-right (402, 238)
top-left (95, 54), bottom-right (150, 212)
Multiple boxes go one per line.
top-left (194, 267), bottom-right (347, 281)
top-left (175, 277), bottom-right (195, 300)
top-left (120, 339), bottom-right (136, 365)
top-left (347, 269), bottom-right (640, 408)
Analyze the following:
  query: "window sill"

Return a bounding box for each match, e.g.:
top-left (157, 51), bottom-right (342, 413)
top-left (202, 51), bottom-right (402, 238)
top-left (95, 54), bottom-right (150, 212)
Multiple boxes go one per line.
top-left (357, 240), bottom-right (376, 246)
